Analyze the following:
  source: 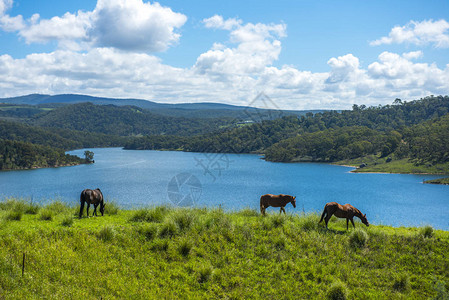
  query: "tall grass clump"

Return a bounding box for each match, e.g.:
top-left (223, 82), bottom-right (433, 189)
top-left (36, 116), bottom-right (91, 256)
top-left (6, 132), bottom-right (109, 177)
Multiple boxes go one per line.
top-left (421, 225), bottom-right (434, 238)
top-left (177, 239), bottom-right (193, 257)
top-left (170, 209), bottom-right (196, 231)
top-left (327, 281), bottom-right (348, 300)
top-left (44, 201), bottom-right (69, 214)
top-left (105, 201), bottom-right (120, 215)
top-left (158, 219), bottom-right (178, 238)
top-left (4, 210), bottom-right (22, 221)
top-left (60, 215), bottom-right (74, 227)
top-left (137, 224), bottom-right (158, 241)
top-left (97, 226), bottom-right (115, 242)
top-left (197, 265), bottom-right (213, 283)
top-left (392, 273), bottom-right (410, 293)
top-left (0, 198), bottom-right (39, 215)
top-left (39, 208), bottom-right (53, 221)
top-left (237, 207), bottom-right (259, 217)
top-left (299, 214), bottom-right (319, 231)
top-left (129, 206), bottom-right (170, 223)
top-left (349, 228), bottom-right (369, 249)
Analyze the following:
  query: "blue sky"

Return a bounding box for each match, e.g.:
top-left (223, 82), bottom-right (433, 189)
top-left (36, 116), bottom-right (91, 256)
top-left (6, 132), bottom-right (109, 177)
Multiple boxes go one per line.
top-left (0, 0), bottom-right (448, 109)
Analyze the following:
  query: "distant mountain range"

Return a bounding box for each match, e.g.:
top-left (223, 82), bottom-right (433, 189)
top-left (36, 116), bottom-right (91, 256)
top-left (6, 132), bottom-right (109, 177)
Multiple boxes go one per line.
top-left (0, 94), bottom-right (324, 119)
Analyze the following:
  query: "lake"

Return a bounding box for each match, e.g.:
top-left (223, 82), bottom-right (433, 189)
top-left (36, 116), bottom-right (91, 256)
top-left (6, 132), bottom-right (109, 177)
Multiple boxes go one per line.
top-left (0, 148), bottom-right (448, 229)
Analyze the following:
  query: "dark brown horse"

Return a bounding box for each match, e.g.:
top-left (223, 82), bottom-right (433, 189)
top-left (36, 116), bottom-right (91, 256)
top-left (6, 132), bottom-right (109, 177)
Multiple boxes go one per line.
top-left (79, 188), bottom-right (105, 218)
top-left (260, 194), bottom-right (296, 215)
top-left (319, 202), bottom-right (369, 230)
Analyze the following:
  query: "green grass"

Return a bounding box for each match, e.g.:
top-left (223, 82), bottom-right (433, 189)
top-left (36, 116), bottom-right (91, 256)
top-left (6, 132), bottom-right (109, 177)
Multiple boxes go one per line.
top-left (336, 156), bottom-right (449, 174)
top-left (1, 199), bottom-right (449, 299)
top-left (424, 177), bottom-right (449, 185)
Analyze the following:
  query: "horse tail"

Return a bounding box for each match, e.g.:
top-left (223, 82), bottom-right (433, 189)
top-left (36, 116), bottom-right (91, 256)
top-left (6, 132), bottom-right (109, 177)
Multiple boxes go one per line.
top-left (319, 205), bottom-right (327, 223)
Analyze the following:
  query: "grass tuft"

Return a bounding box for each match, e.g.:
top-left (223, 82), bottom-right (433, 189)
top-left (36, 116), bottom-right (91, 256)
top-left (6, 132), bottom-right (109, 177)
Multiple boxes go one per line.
top-left (97, 226), bottom-right (115, 242)
top-left (327, 281), bottom-right (348, 300)
top-left (60, 215), bottom-right (74, 227)
top-left (39, 208), bottom-right (53, 221)
top-left (392, 273), bottom-right (410, 293)
top-left (348, 228), bottom-right (369, 249)
top-left (5, 210), bottom-right (22, 221)
top-left (421, 225), bottom-right (434, 238)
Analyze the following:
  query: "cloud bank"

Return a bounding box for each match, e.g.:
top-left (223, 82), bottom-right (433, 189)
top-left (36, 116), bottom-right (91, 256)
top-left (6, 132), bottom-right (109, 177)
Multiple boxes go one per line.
top-left (0, 1), bottom-right (448, 110)
top-left (370, 19), bottom-right (449, 48)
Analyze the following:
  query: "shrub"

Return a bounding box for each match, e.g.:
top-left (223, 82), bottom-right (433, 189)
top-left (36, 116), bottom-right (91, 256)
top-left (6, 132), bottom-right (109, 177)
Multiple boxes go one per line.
top-left (327, 281), bottom-right (348, 300)
top-left (349, 228), bottom-right (369, 249)
top-left (61, 215), bottom-right (74, 227)
top-left (421, 225), bottom-right (434, 238)
top-left (97, 226), bottom-right (115, 242)
top-left (392, 273), bottom-right (410, 293)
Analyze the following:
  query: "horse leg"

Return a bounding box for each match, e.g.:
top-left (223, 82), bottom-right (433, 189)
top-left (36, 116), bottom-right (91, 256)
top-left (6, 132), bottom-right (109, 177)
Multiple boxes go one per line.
top-left (260, 205), bottom-right (265, 215)
top-left (346, 218), bottom-right (349, 230)
top-left (79, 201), bottom-right (85, 218)
top-left (86, 203), bottom-right (90, 217)
top-left (93, 204), bottom-right (98, 216)
top-left (350, 218), bottom-right (355, 229)
top-left (324, 213), bottom-right (333, 229)
top-left (281, 207), bottom-right (286, 214)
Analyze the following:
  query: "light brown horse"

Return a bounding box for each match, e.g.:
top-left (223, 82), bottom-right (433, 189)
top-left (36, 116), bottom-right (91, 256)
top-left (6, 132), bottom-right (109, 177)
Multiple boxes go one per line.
top-left (260, 194), bottom-right (296, 215)
top-left (319, 202), bottom-right (369, 230)
top-left (79, 188), bottom-right (105, 218)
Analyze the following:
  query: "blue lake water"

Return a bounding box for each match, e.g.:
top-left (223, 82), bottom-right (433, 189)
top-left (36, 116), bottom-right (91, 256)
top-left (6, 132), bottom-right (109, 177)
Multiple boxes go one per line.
top-left (0, 148), bottom-right (448, 229)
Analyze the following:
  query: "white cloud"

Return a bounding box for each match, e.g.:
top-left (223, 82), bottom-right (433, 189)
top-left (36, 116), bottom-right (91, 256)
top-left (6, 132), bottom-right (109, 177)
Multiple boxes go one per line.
top-left (195, 16), bottom-right (286, 77)
top-left (370, 19), bottom-right (449, 48)
top-left (203, 15), bottom-right (241, 30)
top-left (0, 8), bottom-right (448, 110)
top-left (1, 0), bottom-right (187, 52)
top-left (89, 0), bottom-right (187, 51)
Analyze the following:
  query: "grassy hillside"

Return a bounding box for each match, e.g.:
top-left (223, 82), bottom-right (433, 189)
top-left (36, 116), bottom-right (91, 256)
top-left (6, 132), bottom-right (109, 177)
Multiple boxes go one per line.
top-left (1, 199), bottom-right (448, 299)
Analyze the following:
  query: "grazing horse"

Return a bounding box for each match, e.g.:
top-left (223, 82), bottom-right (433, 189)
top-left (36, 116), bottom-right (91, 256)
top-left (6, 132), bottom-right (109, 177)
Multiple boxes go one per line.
top-left (319, 202), bottom-right (369, 230)
top-left (260, 194), bottom-right (296, 215)
top-left (79, 188), bottom-right (105, 218)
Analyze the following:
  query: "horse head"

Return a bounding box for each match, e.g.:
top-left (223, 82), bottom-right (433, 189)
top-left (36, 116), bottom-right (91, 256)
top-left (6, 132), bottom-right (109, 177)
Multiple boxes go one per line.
top-left (360, 213), bottom-right (369, 226)
top-left (291, 196), bottom-right (296, 208)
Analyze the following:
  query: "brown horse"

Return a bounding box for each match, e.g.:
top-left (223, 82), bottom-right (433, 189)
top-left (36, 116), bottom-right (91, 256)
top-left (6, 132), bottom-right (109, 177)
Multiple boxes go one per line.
top-left (260, 194), bottom-right (296, 215)
top-left (319, 202), bottom-right (369, 230)
top-left (79, 188), bottom-right (105, 218)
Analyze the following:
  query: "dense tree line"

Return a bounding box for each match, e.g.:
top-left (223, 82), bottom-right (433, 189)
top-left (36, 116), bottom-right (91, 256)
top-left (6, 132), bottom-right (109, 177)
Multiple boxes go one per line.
top-left (399, 114), bottom-right (449, 164)
top-left (0, 120), bottom-right (127, 150)
top-left (29, 102), bottom-right (237, 136)
top-left (0, 139), bottom-right (84, 170)
top-left (264, 127), bottom-right (401, 162)
top-left (125, 95), bottom-right (449, 165)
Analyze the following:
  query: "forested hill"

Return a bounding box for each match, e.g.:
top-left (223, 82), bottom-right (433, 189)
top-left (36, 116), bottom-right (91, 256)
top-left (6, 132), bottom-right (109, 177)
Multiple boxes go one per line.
top-left (29, 102), bottom-right (236, 136)
top-left (0, 93), bottom-right (319, 119)
top-left (125, 95), bottom-right (449, 168)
